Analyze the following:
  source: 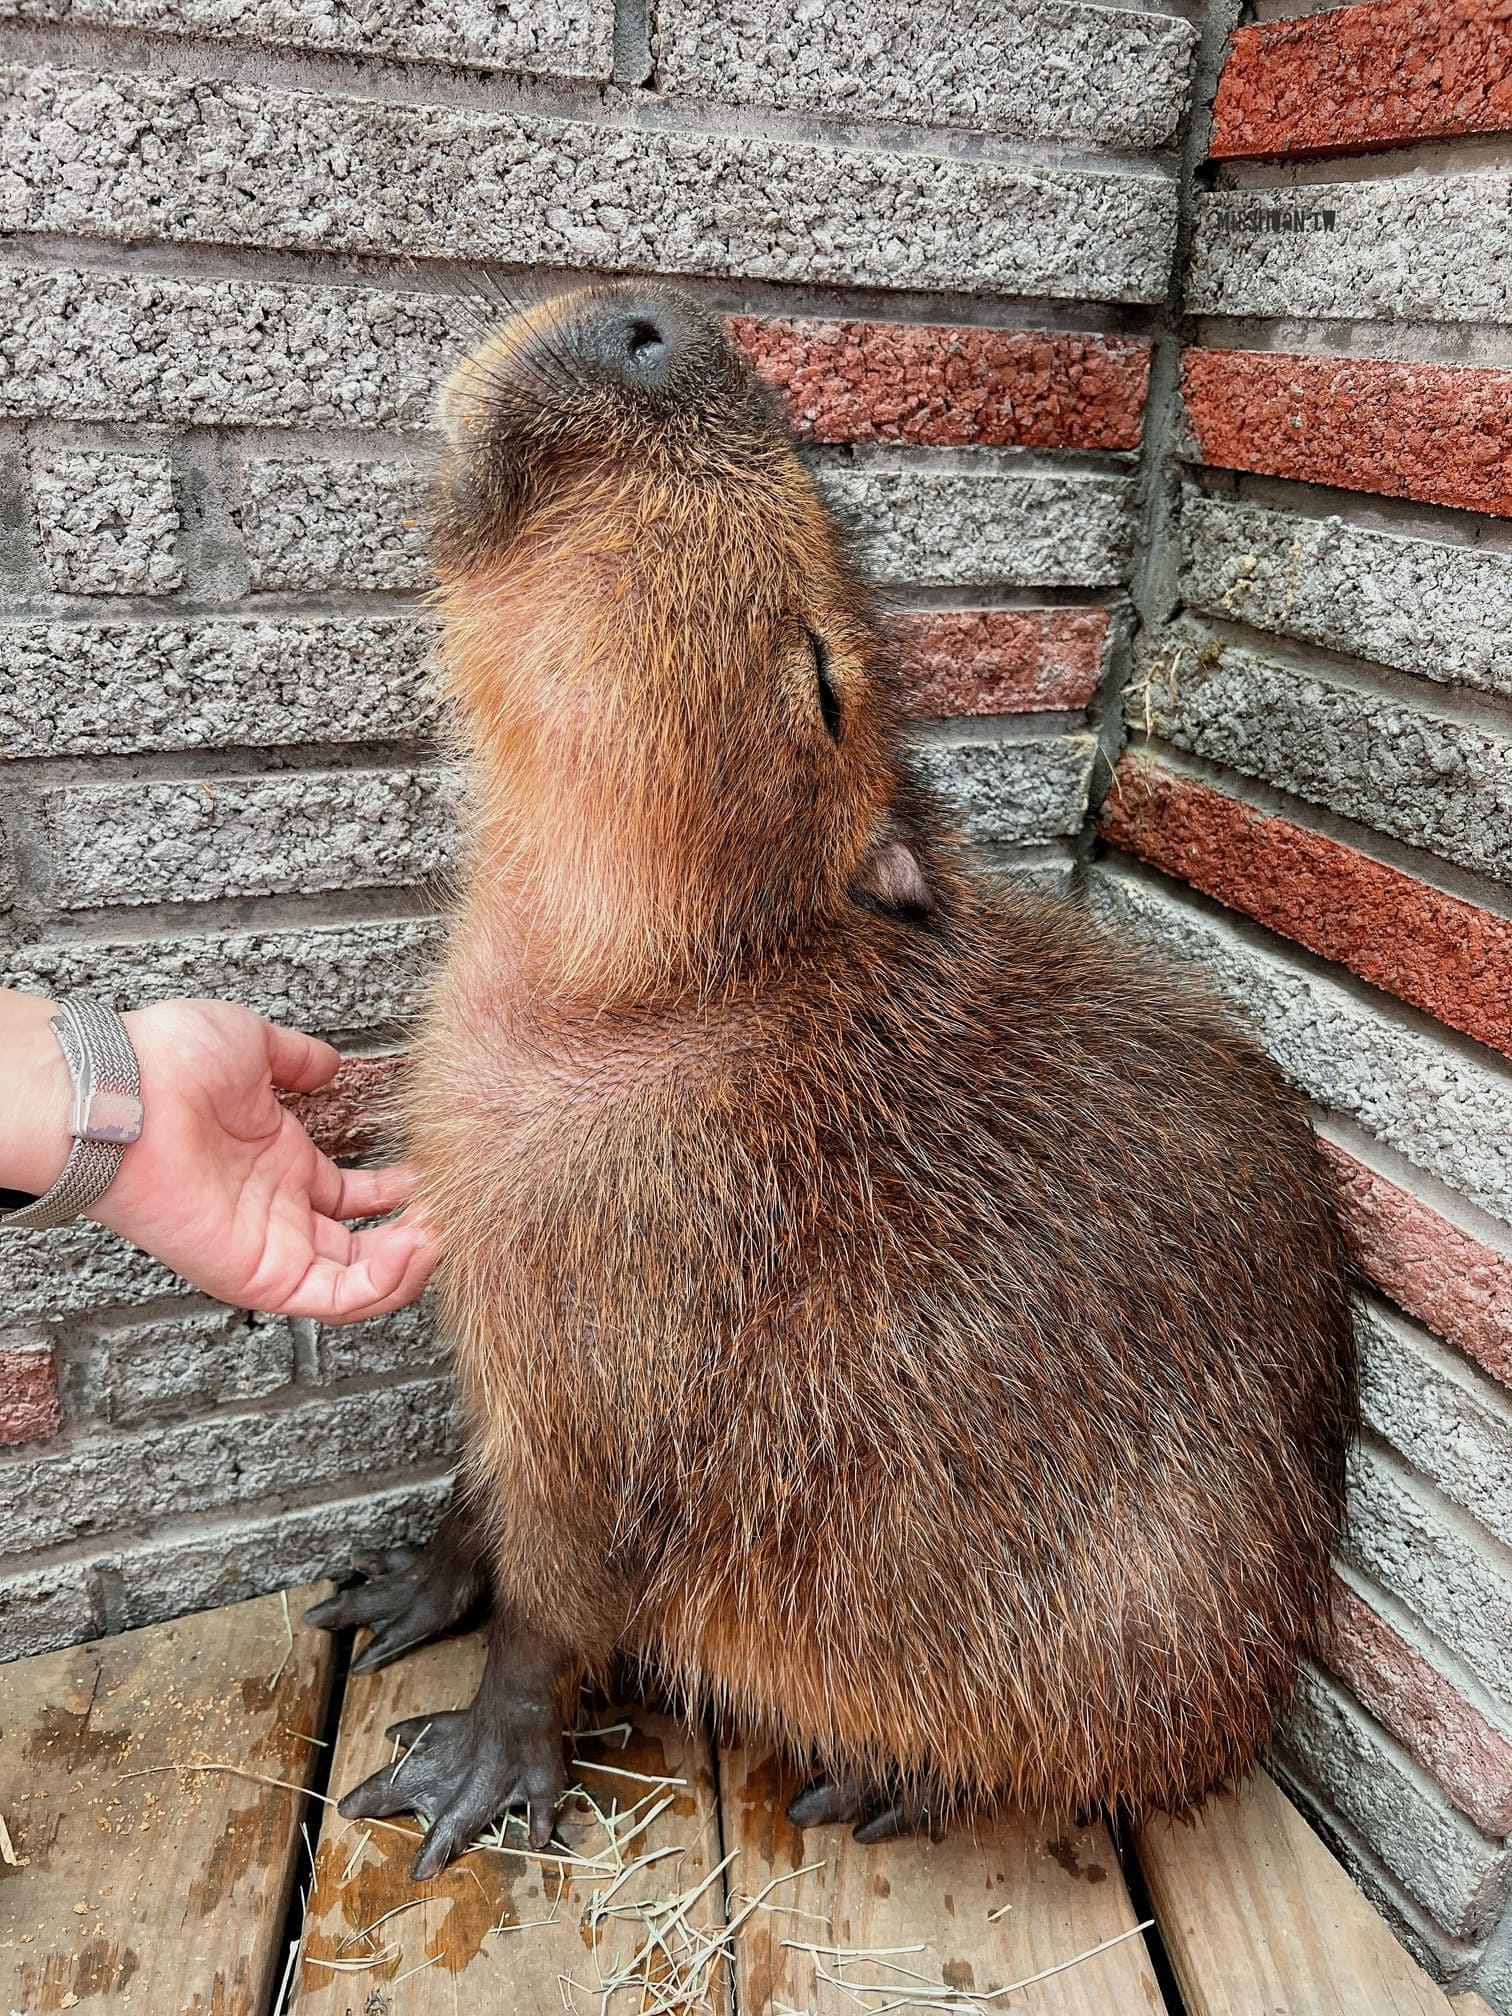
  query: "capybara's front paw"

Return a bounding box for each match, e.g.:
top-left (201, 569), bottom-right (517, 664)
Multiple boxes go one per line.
top-left (337, 1694), bottom-right (567, 1879)
top-left (305, 1539), bottom-right (487, 1674)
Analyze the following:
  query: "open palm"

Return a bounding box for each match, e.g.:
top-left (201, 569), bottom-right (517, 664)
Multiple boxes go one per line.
top-left (93, 999), bottom-right (436, 1324)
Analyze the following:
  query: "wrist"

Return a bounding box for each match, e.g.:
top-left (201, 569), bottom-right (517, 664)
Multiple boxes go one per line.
top-left (0, 994), bottom-right (71, 1197)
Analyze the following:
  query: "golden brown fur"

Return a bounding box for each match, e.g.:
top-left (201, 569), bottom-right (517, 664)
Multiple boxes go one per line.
top-left (405, 281), bottom-right (1358, 1823)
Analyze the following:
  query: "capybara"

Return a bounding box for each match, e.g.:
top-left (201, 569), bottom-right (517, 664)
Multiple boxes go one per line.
top-left (308, 281), bottom-right (1358, 1877)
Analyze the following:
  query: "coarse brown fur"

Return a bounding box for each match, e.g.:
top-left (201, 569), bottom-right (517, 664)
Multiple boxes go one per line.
top-left (402, 280), bottom-right (1359, 1826)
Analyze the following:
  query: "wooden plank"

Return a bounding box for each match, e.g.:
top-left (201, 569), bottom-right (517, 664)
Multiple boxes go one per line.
top-left (718, 1743), bottom-right (1165, 2016)
top-left (0, 1583), bottom-right (335, 2015)
top-left (1452, 1997), bottom-right (1498, 2016)
top-left (1136, 1769), bottom-right (1458, 2016)
top-left (292, 1632), bottom-right (729, 2012)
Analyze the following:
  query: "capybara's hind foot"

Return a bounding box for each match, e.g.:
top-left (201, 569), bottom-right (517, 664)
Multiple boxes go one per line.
top-left (305, 1500), bottom-right (489, 1674)
top-left (787, 1773), bottom-right (943, 1844)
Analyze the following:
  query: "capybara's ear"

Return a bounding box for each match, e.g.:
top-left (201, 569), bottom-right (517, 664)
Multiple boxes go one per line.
top-left (850, 819), bottom-right (933, 917)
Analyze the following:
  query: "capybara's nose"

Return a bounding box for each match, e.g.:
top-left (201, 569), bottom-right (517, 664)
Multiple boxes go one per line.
top-left (571, 300), bottom-right (676, 390)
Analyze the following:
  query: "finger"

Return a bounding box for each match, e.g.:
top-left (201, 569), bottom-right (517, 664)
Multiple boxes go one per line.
top-left (332, 1163), bottom-right (418, 1221)
top-left (305, 1583), bottom-right (395, 1633)
top-left (277, 1217), bottom-right (439, 1326)
top-left (386, 1715), bottom-right (439, 1749)
top-left (264, 1020), bottom-right (342, 1094)
top-left (411, 1812), bottom-right (475, 1883)
top-left (351, 1624), bottom-right (432, 1675)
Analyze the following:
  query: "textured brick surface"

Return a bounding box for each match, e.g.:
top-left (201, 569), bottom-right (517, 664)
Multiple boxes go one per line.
top-left (0, 67), bottom-right (1178, 304)
top-left (1180, 493), bottom-right (1512, 699)
top-left (896, 609), bottom-right (1107, 716)
top-left (912, 733), bottom-right (1098, 844)
top-left (658, 0), bottom-right (1196, 146)
top-left (2, 615), bottom-right (437, 757)
top-left (1183, 351), bottom-right (1512, 517)
top-left (1090, 864), bottom-right (1512, 1225)
top-left (235, 454), bottom-right (1137, 593)
top-left (0, 1562), bottom-right (95, 1662)
top-left (45, 766), bottom-right (457, 909)
top-left (1278, 1666), bottom-right (1510, 1939)
top-left (0, 1376), bottom-right (457, 1554)
top-left (31, 447), bottom-right (181, 595)
top-left (1323, 1141), bottom-right (1512, 1388)
top-left (732, 317), bottom-right (1150, 451)
top-left (827, 469), bottom-right (1136, 589)
top-left (0, 1333), bottom-right (62, 1446)
top-left (0, 1221), bottom-right (192, 1323)
top-left (84, 1307), bottom-right (295, 1428)
top-left (305, 1294), bottom-right (446, 1384)
top-left (1211, 0), bottom-right (1512, 160)
top-left (281, 1051), bottom-right (409, 1159)
top-left (1189, 175), bottom-right (1512, 327)
top-left (6, 916), bottom-right (444, 1036)
top-left (14, 0), bottom-right (614, 78)
top-left (242, 456), bottom-right (433, 592)
top-left (1347, 1445), bottom-right (1512, 1708)
top-left (1100, 752), bottom-right (1512, 1055)
top-left (105, 1471), bottom-right (453, 1636)
top-left (1132, 622), bottom-right (1512, 883)
top-left (1359, 1301), bottom-right (1512, 1548)
top-left (0, 268), bottom-right (1151, 449)
top-left (1332, 1576), bottom-right (1512, 1837)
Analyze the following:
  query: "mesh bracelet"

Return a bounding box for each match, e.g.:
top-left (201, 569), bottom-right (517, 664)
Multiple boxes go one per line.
top-left (0, 997), bottom-right (143, 1230)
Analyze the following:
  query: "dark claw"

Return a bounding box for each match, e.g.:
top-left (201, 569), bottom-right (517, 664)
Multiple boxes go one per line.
top-left (336, 1696), bottom-right (567, 1880)
top-left (853, 1799), bottom-right (933, 1844)
top-left (787, 1775), bottom-right (866, 1828)
top-left (305, 1528), bottom-right (488, 1672)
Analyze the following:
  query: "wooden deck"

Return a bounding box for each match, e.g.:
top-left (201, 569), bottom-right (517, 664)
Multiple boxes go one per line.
top-left (0, 1585), bottom-right (1491, 2015)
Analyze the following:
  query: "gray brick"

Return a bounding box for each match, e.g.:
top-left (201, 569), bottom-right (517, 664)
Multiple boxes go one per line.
top-left (105, 1471), bottom-right (454, 1634)
top-left (0, 67), bottom-right (1178, 305)
top-left (913, 732), bottom-right (1096, 844)
top-left (1277, 1668), bottom-right (1510, 1939)
top-left (44, 765), bottom-right (458, 909)
top-left (2, 614), bottom-right (438, 758)
top-left (0, 1220), bottom-right (193, 1322)
top-left (1135, 620), bottom-right (1512, 884)
top-left (86, 1307), bottom-right (294, 1427)
top-left (30, 447), bottom-right (181, 595)
top-left (0, 267), bottom-right (454, 430)
top-left (1180, 494), bottom-right (1512, 700)
top-left (307, 1291), bottom-right (446, 1384)
top-left (242, 456), bottom-right (432, 592)
top-left (11, 0), bottom-right (613, 80)
top-left (1089, 864), bottom-right (1512, 1225)
top-left (1359, 1301), bottom-right (1512, 1552)
top-left (828, 469), bottom-right (1136, 590)
top-left (1189, 176), bottom-right (1512, 328)
top-left (656, 0), bottom-right (1196, 148)
top-left (0, 1375), bottom-right (458, 1553)
top-left (0, 1561), bottom-right (95, 1662)
top-left (6, 915), bottom-right (444, 1034)
top-left (237, 454), bottom-right (1138, 593)
top-left (1347, 1443), bottom-right (1512, 1710)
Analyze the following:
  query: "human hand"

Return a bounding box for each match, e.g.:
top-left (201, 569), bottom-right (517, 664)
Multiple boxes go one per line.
top-left (19, 995), bottom-right (436, 1324)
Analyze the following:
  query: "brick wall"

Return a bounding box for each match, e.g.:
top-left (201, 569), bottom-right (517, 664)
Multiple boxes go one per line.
top-left (4, 1), bottom-right (1510, 2004)
top-left (1092, 0), bottom-right (1512, 2001)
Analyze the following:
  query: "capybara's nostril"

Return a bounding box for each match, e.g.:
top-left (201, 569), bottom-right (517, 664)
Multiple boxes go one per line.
top-left (625, 318), bottom-right (666, 369)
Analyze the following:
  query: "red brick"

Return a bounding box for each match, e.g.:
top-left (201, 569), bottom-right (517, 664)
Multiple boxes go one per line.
top-left (279, 1052), bottom-right (409, 1161)
top-left (1182, 350), bottom-right (1512, 516)
top-left (1330, 1578), bottom-right (1512, 1835)
top-left (1321, 1142), bottom-right (1512, 1390)
top-left (0, 1340), bottom-right (62, 1446)
top-left (731, 317), bottom-right (1151, 451)
top-left (1099, 754), bottom-right (1512, 1056)
top-left (1212, 0), bottom-right (1512, 160)
top-left (896, 609), bottom-right (1107, 716)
